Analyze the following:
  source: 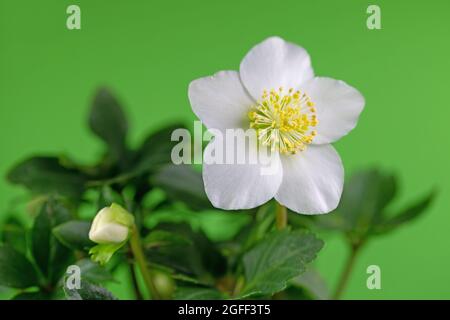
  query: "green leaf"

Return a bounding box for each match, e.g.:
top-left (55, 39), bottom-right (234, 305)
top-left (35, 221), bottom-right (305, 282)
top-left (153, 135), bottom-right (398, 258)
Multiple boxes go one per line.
top-left (76, 259), bottom-right (115, 283)
top-left (96, 185), bottom-right (122, 210)
top-left (340, 169), bottom-right (397, 229)
top-left (89, 87), bottom-right (128, 160)
top-left (0, 246), bottom-right (39, 289)
top-left (89, 242), bottom-right (126, 266)
top-left (7, 157), bottom-right (86, 199)
top-left (315, 168), bottom-right (435, 243)
top-left (133, 123), bottom-right (188, 174)
top-left (373, 190), bottom-right (436, 235)
top-left (146, 223), bottom-right (226, 282)
top-left (174, 286), bottom-right (225, 300)
top-left (315, 168), bottom-right (398, 243)
top-left (1, 216), bottom-right (27, 253)
top-left (64, 279), bottom-right (117, 300)
top-left (151, 165), bottom-right (212, 211)
top-left (12, 291), bottom-right (50, 300)
top-left (144, 230), bottom-right (192, 248)
top-left (291, 268), bottom-right (329, 300)
top-left (31, 199), bottom-right (73, 284)
top-left (236, 202), bottom-right (275, 252)
top-left (53, 221), bottom-right (94, 250)
top-left (240, 230), bottom-right (324, 297)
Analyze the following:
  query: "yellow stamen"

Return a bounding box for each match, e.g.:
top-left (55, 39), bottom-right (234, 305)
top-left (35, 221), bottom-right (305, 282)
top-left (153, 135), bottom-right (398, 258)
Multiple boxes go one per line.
top-left (248, 88), bottom-right (318, 154)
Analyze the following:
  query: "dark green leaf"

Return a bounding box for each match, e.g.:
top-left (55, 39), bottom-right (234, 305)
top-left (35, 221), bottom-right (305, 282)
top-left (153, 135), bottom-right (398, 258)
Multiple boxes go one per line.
top-left (144, 230), bottom-right (192, 248)
top-left (89, 87), bottom-right (128, 160)
top-left (0, 245), bottom-right (38, 288)
top-left (53, 221), bottom-right (94, 251)
top-left (241, 230), bottom-right (323, 297)
top-left (7, 157), bottom-right (86, 199)
top-left (77, 259), bottom-right (115, 283)
top-left (134, 123), bottom-right (188, 174)
top-left (97, 185), bottom-right (121, 210)
top-left (315, 168), bottom-right (398, 242)
top-left (146, 223), bottom-right (226, 282)
top-left (315, 168), bottom-right (435, 243)
top-left (237, 202), bottom-right (275, 251)
top-left (12, 291), bottom-right (50, 300)
top-left (1, 216), bottom-right (27, 253)
top-left (151, 165), bottom-right (212, 211)
top-left (373, 190), bottom-right (436, 235)
top-left (273, 286), bottom-right (314, 300)
top-left (174, 286), bottom-right (225, 300)
top-left (32, 199), bottom-right (73, 284)
top-left (64, 279), bottom-right (117, 300)
top-left (339, 169), bottom-right (397, 229)
top-left (291, 268), bottom-right (329, 300)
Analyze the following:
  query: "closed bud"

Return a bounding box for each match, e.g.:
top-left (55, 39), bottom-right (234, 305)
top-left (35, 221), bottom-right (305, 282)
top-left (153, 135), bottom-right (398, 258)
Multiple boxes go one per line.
top-left (88, 203), bottom-right (135, 265)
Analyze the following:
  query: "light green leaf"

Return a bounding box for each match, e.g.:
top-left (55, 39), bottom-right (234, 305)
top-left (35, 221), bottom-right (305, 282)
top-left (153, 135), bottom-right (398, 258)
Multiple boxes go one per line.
top-left (53, 221), bottom-right (94, 250)
top-left (89, 243), bottom-right (125, 266)
top-left (241, 230), bottom-right (323, 297)
top-left (0, 246), bottom-right (39, 289)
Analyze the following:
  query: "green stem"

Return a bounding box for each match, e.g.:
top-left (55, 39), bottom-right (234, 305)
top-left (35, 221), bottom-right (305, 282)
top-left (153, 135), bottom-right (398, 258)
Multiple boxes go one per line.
top-left (129, 225), bottom-right (160, 300)
top-left (232, 275), bottom-right (245, 297)
top-left (128, 258), bottom-right (143, 300)
top-left (333, 244), bottom-right (360, 300)
top-left (275, 202), bottom-right (288, 230)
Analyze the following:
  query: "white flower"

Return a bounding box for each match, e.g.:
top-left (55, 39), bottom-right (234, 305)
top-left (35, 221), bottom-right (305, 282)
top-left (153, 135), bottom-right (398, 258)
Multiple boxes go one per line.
top-left (89, 203), bottom-right (134, 244)
top-left (188, 37), bottom-right (365, 214)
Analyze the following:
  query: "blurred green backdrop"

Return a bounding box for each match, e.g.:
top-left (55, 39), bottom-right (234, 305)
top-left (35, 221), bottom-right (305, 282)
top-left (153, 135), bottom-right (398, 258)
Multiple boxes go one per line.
top-left (1, 0), bottom-right (449, 299)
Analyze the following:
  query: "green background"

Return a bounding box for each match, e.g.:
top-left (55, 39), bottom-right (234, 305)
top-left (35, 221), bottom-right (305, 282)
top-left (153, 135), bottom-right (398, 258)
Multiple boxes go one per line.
top-left (1, 0), bottom-right (449, 299)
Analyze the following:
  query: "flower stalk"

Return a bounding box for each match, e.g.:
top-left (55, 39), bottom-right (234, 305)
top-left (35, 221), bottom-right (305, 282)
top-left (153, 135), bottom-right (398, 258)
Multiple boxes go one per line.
top-left (129, 224), bottom-right (161, 300)
top-left (275, 203), bottom-right (288, 230)
top-left (333, 243), bottom-right (361, 300)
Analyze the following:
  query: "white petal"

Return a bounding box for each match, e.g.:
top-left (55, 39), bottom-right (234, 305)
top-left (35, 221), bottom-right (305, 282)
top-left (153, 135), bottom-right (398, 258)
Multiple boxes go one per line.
top-left (188, 71), bottom-right (254, 131)
top-left (202, 140), bottom-right (282, 210)
top-left (89, 207), bottom-right (108, 235)
top-left (89, 223), bottom-right (129, 244)
top-left (275, 145), bottom-right (344, 214)
top-left (240, 36), bottom-right (314, 100)
top-left (303, 77), bottom-right (365, 144)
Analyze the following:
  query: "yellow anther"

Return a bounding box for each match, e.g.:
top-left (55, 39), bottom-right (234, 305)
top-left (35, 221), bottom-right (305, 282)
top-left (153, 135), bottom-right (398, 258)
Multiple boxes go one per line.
top-left (248, 87), bottom-right (318, 154)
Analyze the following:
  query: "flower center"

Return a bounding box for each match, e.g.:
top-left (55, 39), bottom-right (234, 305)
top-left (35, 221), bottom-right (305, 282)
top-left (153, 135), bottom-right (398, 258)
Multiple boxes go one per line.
top-left (248, 87), bottom-right (318, 154)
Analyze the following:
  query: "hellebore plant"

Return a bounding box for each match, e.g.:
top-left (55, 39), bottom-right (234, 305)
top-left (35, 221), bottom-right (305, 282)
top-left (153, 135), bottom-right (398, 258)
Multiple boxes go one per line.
top-left (189, 36), bottom-right (365, 219)
top-left (0, 38), bottom-right (434, 301)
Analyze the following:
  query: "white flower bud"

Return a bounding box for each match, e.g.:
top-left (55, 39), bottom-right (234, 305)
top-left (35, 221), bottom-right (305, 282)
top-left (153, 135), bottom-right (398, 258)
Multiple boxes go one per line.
top-left (89, 204), bottom-right (135, 244)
